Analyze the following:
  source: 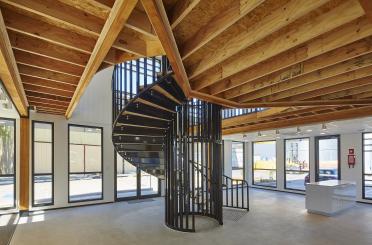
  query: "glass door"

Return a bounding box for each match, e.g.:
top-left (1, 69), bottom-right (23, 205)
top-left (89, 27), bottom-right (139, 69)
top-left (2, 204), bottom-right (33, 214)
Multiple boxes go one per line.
top-left (315, 135), bottom-right (340, 182)
top-left (115, 152), bottom-right (160, 200)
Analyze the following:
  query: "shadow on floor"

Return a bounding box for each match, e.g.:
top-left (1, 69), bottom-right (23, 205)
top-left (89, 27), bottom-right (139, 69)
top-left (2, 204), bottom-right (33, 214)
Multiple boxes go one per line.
top-left (0, 213), bottom-right (19, 245)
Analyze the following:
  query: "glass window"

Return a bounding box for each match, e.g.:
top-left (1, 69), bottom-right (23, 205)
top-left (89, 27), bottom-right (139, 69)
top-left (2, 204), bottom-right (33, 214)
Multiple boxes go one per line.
top-left (253, 141), bottom-right (276, 187)
top-left (285, 138), bottom-right (310, 191)
top-left (231, 142), bottom-right (244, 180)
top-left (68, 125), bottom-right (103, 202)
top-left (316, 136), bottom-right (340, 181)
top-left (363, 133), bottom-right (372, 199)
top-left (0, 118), bottom-right (15, 210)
top-left (32, 122), bottom-right (54, 206)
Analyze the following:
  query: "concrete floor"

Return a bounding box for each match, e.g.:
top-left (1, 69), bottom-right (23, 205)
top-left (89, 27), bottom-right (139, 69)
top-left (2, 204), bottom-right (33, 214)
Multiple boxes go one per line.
top-left (10, 189), bottom-right (372, 245)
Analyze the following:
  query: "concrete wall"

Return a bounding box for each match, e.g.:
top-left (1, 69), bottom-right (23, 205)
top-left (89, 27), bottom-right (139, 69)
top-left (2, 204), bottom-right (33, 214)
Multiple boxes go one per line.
top-left (29, 67), bottom-right (116, 210)
top-left (224, 132), bottom-right (370, 203)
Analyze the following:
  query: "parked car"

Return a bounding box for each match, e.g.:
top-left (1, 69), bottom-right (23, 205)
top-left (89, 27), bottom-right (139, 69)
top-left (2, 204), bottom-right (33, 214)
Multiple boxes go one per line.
top-left (304, 169), bottom-right (338, 185)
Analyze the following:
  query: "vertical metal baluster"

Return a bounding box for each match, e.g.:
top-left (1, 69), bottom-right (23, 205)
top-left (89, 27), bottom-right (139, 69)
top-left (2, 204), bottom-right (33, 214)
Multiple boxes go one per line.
top-left (144, 57), bottom-right (147, 87)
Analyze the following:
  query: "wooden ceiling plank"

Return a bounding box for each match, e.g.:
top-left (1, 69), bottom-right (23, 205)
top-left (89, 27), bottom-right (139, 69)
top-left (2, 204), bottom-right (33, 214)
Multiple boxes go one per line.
top-left (2, 8), bottom-right (96, 53)
top-left (14, 49), bottom-right (83, 77)
top-left (319, 82), bottom-right (372, 100)
top-left (0, 0), bottom-right (104, 37)
top-left (21, 75), bottom-right (76, 92)
top-left (26, 95), bottom-right (70, 106)
top-left (112, 28), bottom-right (148, 56)
top-left (240, 99), bottom-right (372, 107)
top-left (358, 0), bottom-right (372, 21)
top-left (65, 0), bottom-right (138, 118)
top-left (235, 52), bottom-right (372, 101)
top-left (0, 8), bottom-right (28, 116)
top-left (213, 36), bottom-right (372, 97)
top-left (8, 30), bottom-right (89, 67)
top-left (192, 0), bottom-right (365, 91)
top-left (56, 0), bottom-right (111, 20)
top-left (265, 66), bottom-right (372, 102)
top-left (188, 0), bottom-right (331, 80)
top-left (180, 0), bottom-right (265, 60)
top-left (25, 90), bottom-right (71, 102)
top-left (18, 64), bottom-right (79, 85)
top-left (170, 0), bottom-right (200, 29)
top-left (23, 83), bottom-right (74, 98)
top-left (141, 0), bottom-right (191, 96)
top-left (29, 100), bottom-right (68, 110)
top-left (223, 106), bottom-right (372, 135)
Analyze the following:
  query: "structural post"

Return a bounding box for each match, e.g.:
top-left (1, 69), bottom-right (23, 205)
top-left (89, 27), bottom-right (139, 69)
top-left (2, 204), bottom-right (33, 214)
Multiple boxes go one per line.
top-left (19, 117), bottom-right (30, 211)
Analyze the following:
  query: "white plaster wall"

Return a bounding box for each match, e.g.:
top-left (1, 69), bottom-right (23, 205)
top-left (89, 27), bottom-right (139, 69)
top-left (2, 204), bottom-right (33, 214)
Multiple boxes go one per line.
top-left (224, 132), bottom-right (371, 203)
top-left (29, 67), bottom-right (116, 210)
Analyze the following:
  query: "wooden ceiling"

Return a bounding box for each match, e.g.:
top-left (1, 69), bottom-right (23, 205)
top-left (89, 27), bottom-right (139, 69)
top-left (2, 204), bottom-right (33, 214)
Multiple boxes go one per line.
top-left (161, 0), bottom-right (372, 134)
top-left (0, 0), bottom-right (164, 117)
top-left (1, 0), bottom-right (372, 133)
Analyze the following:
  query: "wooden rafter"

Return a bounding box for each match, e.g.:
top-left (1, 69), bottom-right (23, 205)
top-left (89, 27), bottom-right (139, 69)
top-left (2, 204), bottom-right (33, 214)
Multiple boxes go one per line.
top-left (223, 105), bottom-right (372, 135)
top-left (191, 0), bottom-right (365, 91)
top-left (65, 0), bottom-right (138, 118)
top-left (0, 8), bottom-right (28, 116)
top-left (141, 0), bottom-right (191, 96)
top-left (180, 0), bottom-right (264, 60)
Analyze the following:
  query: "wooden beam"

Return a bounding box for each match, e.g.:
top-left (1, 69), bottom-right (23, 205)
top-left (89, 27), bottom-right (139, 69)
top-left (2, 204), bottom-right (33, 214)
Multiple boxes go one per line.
top-left (65, 0), bottom-right (138, 118)
top-left (18, 64), bottom-right (79, 85)
top-left (191, 0), bottom-right (366, 91)
top-left (187, 0), bottom-right (331, 80)
top-left (0, 9), bottom-right (28, 116)
top-left (0, 0), bottom-right (105, 38)
top-left (8, 30), bottom-right (89, 67)
top-left (262, 65), bottom-right (372, 102)
top-left (29, 100), bottom-right (69, 111)
top-left (169, 0), bottom-right (200, 29)
top-left (240, 98), bottom-right (372, 107)
top-left (214, 36), bottom-right (372, 97)
top-left (223, 105), bottom-right (372, 134)
top-left (25, 90), bottom-right (71, 102)
top-left (21, 74), bottom-right (76, 92)
top-left (235, 52), bottom-right (372, 101)
top-left (24, 83), bottom-right (74, 98)
top-left (14, 49), bottom-right (84, 77)
top-left (284, 75), bottom-right (372, 101)
top-left (2, 8), bottom-right (96, 53)
top-left (19, 117), bottom-right (29, 211)
top-left (57, 0), bottom-right (111, 20)
top-left (222, 107), bottom-right (288, 128)
top-left (180, 0), bottom-right (264, 59)
top-left (141, 0), bottom-right (191, 96)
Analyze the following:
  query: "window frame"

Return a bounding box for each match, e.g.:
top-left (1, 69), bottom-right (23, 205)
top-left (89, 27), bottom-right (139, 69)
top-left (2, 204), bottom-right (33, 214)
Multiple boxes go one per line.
top-left (231, 141), bottom-right (245, 180)
top-left (68, 124), bottom-right (104, 203)
top-left (362, 132), bottom-right (372, 200)
top-left (0, 117), bottom-right (16, 210)
top-left (315, 135), bottom-right (341, 182)
top-left (284, 137), bottom-right (310, 192)
top-left (252, 140), bottom-right (277, 188)
top-left (32, 120), bottom-right (55, 207)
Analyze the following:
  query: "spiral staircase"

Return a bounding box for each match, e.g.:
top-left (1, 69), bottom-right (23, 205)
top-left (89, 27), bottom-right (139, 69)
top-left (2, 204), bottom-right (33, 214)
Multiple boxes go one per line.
top-left (111, 57), bottom-right (249, 232)
top-left (112, 73), bottom-right (185, 179)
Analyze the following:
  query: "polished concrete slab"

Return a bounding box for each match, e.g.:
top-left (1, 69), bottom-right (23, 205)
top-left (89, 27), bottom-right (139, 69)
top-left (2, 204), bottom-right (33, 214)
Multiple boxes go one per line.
top-left (10, 189), bottom-right (372, 245)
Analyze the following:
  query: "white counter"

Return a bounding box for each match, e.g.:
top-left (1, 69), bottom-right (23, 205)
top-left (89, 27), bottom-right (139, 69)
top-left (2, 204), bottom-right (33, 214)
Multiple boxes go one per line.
top-left (306, 180), bottom-right (356, 216)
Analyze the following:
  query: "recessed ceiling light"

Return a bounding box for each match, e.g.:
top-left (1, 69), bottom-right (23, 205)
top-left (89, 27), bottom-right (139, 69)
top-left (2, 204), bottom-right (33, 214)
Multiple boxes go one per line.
top-left (320, 132), bottom-right (326, 135)
top-left (306, 129), bottom-right (313, 132)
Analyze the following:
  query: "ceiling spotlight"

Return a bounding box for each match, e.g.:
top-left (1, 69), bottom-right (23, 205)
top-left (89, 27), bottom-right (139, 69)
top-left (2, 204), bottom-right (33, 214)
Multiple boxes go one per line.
top-left (258, 131), bottom-right (262, 137)
top-left (320, 132), bottom-right (326, 135)
top-left (296, 127), bottom-right (301, 134)
top-left (306, 129), bottom-right (313, 132)
top-left (321, 123), bottom-right (327, 131)
top-left (243, 134), bottom-right (247, 138)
